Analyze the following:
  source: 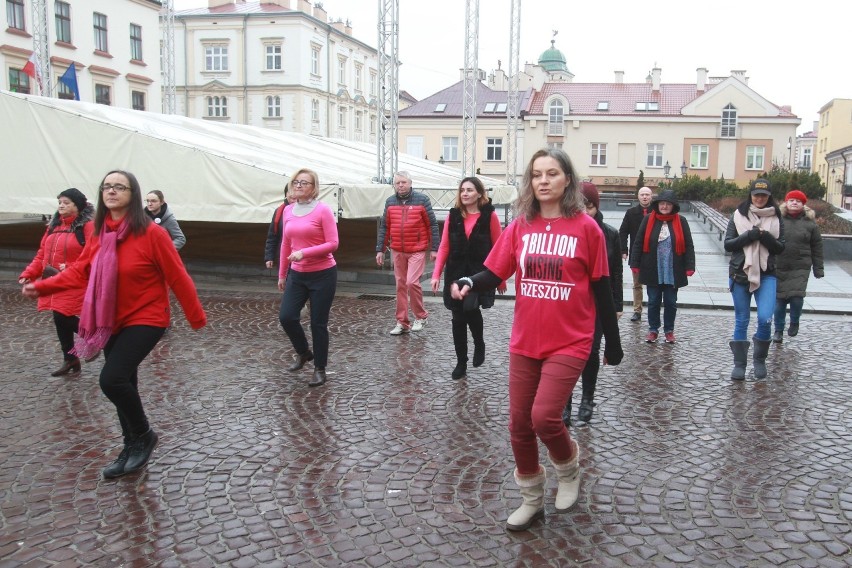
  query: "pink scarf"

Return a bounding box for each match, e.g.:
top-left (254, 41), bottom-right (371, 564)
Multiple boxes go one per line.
top-left (72, 216), bottom-right (130, 359)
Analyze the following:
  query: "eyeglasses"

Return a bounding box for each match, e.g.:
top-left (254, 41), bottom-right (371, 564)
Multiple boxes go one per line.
top-left (101, 183), bottom-right (130, 193)
top-left (291, 180), bottom-right (314, 188)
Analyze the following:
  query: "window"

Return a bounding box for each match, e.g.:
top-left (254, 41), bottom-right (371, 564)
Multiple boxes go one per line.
top-left (442, 137), bottom-right (459, 161)
top-left (130, 24), bottom-right (143, 61)
top-left (311, 99), bottom-right (319, 122)
top-left (265, 44), bottom-right (282, 71)
top-left (635, 102), bottom-right (659, 111)
top-left (591, 143), bottom-right (607, 166)
top-left (355, 64), bottom-right (362, 92)
top-left (205, 45), bottom-right (228, 71)
top-left (721, 104), bottom-right (737, 138)
top-left (266, 95), bottom-right (280, 118)
top-left (58, 81), bottom-right (75, 99)
top-left (802, 147), bottom-right (812, 169)
top-left (7, 0), bottom-right (25, 30)
top-left (95, 84), bottom-right (111, 105)
top-left (547, 141), bottom-right (563, 150)
top-left (337, 57), bottom-right (347, 86)
top-left (9, 69), bottom-right (29, 94)
top-left (131, 91), bottom-right (145, 111)
top-left (337, 105), bottom-right (346, 128)
top-left (690, 145), bottom-right (709, 169)
top-left (486, 137), bottom-right (503, 161)
top-left (355, 111), bottom-right (362, 131)
top-left (434, 103), bottom-right (446, 113)
top-left (93, 13), bottom-right (108, 52)
top-left (207, 96), bottom-right (227, 117)
top-left (745, 146), bottom-right (765, 170)
top-left (55, 2), bottom-right (71, 43)
top-left (597, 101), bottom-right (609, 111)
top-left (495, 102), bottom-right (507, 113)
top-left (369, 114), bottom-right (376, 135)
top-left (548, 100), bottom-right (564, 135)
top-left (484, 102), bottom-right (496, 113)
top-left (647, 144), bottom-right (664, 167)
top-left (311, 45), bottom-right (321, 75)
top-left (369, 70), bottom-right (377, 96)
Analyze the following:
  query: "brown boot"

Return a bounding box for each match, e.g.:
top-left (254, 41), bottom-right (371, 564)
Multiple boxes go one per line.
top-left (51, 358), bottom-right (81, 376)
top-left (287, 350), bottom-right (313, 372)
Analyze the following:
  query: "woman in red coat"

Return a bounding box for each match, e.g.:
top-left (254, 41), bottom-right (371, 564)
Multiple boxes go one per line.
top-left (23, 170), bottom-right (207, 479)
top-left (18, 188), bottom-right (94, 376)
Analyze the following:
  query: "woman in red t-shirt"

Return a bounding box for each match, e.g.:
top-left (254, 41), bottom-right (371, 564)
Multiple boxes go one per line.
top-left (23, 170), bottom-right (206, 480)
top-left (452, 148), bottom-right (623, 531)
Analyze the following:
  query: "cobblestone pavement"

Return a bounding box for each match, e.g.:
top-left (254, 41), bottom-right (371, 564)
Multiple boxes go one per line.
top-left (1, 282), bottom-right (851, 567)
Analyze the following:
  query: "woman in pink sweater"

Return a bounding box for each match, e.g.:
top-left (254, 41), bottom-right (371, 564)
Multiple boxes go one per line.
top-left (277, 168), bottom-right (339, 387)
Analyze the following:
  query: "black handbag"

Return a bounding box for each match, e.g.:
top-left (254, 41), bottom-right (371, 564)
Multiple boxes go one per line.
top-left (42, 265), bottom-right (60, 279)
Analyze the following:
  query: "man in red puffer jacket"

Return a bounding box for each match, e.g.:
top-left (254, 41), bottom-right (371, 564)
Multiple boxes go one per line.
top-left (375, 171), bottom-right (440, 335)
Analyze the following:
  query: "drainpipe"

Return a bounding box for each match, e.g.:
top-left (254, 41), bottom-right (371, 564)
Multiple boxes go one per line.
top-left (181, 18), bottom-right (189, 113)
top-left (243, 14), bottom-right (249, 123)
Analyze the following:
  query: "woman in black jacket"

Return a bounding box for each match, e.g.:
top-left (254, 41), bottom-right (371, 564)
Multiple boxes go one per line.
top-left (431, 177), bottom-right (505, 380)
top-left (629, 190), bottom-right (695, 344)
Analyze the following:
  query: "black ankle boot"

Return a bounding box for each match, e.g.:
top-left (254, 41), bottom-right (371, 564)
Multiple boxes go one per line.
top-left (451, 361), bottom-right (467, 380)
top-left (51, 358), bottom-right (81, 377)
top-left (308, 367), bottom-right (327, 387)
top-left (577, 397), bottom-right (595, 422)
top-left (287, 350), bottom-right (314, 371)
top-left (788, 323), bottom-right (799, 337)
top-left (472, 340), bottom-right (485, 367)
top-left (124, 429), bottom-right (159, 474)
top-left (772, 330), bottom-right (783, 343)
top-left (102, 444), bottom-right (131, 479)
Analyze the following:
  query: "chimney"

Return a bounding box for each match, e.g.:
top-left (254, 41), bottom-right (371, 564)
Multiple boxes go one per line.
top-left (313, 3), bottom-right (328, 23)
top-left (331, 18), bottom-right (345, 33)
top-left (696, 67), bottom-right (707, 91)
top-left (651, 67), bottom-right (661, 92)
top-left (731, 69), bottom-right (748, 84)
top-left (208, 0), bottom-right (233, 7)
top-left (267, 0), bottom-right (290, 7)
top-left (345, 19), bottom-right (352, 35)
top-left (297, 0), bottom-right (311, 13)
top-left (614, 70), bottom-right (624, 84)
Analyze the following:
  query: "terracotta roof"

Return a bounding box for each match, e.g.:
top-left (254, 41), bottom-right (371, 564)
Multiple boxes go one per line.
top-left (399, 81), bottom-right (514, 118)
top-left (526, 82), bottom-right (796, 118)
top-left (177, 2), bottom-right (293, 16)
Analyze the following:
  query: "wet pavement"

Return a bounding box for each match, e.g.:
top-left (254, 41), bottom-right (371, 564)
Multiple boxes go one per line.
top-left (1, 274), bottom-right (851, 566)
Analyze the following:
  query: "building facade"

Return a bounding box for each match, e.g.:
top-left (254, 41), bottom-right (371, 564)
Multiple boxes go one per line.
top-left (814, 99), bottom-right (852, 208)
top-left (1, 0), bottom-right (162, 110)
top-left (172, 0), bottom-right (379, 144)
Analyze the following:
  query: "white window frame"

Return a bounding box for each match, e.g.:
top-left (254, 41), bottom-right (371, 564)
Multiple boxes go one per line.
top-left (130, 23), bottom-right (143, 61)
top-left (311, 99), bottom-right (319, 122)
top-left (745, 146), bottom-right (765, 170)
top-left (355, 110), bottom-right (363, 131)
top-left (354, 64), bottom-right (363, 92)
top-left (369, 70), bottom-right (377, 97)
top-left (548, 100), bottom-right (564, 135)
top-left (206, 95), bottom-right (228, 118)
top-left (690, 144), bottom-right (709, 169)
top-left (337, 105), bottom-right (347, 128)
top-left (647, 144), bottom-right (664, 168)
top-left (442, 136), bottom-right (459, 161)
top-left (93, 12), bottom-right (108, 52)
top-left (266, 95), bottom-right (281, 118)
top-left (265, 43), bottom-right (282, 71)
top-left (311, 45), bottom-right (321, 76)
top-left (591, 143), bottom-right (607, 166)
top-left (486, 137), bottom-right (503, 161)
top-left (337, 57), bottom-right (347, 86)
top-left (55, 1), bottom-right (71, 43)
top-left (7, 0), bottom-right (25, 30)
top-left (204, 45), bottom-right (229, 72)
top-left (721, 104), bottom-right (737, 138)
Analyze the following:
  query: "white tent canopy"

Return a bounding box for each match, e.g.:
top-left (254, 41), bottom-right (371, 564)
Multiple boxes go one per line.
top-left (0, 90), bottom-right (517, 222)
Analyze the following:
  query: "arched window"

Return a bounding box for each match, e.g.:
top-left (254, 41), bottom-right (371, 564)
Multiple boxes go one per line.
top-left (548, 99), bottom-right (564, 135)
top-left (266, 95), bottom-right (281, 118)
top-left (721, 104), bottom-right (737, 138)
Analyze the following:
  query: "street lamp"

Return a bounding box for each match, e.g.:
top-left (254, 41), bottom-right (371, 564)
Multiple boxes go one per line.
top-left (786, 137), bottom-right (793, 169)
top-left (663, 160), bottom-right (671, 179)
top-left (680, 161), bottom-right (688, 177)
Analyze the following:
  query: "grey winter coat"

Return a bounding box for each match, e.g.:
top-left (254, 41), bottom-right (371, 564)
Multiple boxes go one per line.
top-left (775, 203), bottom-right (824, 299)
top-left (147, 203), bottom-right (186, 250)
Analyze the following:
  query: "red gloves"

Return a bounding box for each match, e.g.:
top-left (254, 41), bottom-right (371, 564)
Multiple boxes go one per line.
top-left (686, 270), bottom-right (695, 277)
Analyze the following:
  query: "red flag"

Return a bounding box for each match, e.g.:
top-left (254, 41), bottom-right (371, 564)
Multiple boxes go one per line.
top-left (22, 53), bottom-right (37, 79)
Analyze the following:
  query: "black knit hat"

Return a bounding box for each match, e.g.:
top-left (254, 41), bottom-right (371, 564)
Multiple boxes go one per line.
top-left (57, 187), bottom-right (87, 211)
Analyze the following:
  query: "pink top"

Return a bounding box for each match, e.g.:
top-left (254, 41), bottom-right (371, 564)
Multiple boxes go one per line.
top-left (485, 213), bottom-right (608, 360)
top-left (278, 202), bottom-right (339, 280)
top-left (432, 210), bottom-right (503, 280)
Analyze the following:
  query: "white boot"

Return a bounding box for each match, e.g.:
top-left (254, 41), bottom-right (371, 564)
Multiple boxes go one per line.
top-left (550, 440), bottom-right (580, 512)
top-left (506, 466), bottom-right (546, 531)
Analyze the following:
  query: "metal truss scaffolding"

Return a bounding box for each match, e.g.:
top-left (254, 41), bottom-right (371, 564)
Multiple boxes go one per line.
top-left (461, 0), bottom-right (479, 177)
top-left (30, 0), bottom-right (50, 95)
top-left (161, 0), bottom-right (177, 114)
top-left (506, 0), bottom-right (521, 185)
top-left (377, 0), bottom-right (399, 183)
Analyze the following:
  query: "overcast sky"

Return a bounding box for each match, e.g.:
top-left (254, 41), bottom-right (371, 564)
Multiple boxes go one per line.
top-left (175, 0), bottom-right (850, 135)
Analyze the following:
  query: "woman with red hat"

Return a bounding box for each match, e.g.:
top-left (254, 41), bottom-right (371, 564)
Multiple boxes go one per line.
top-left (773, 189), bottom-right (824, 342)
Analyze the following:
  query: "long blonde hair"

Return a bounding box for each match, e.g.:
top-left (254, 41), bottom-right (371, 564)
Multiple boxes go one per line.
top-left (515, 148), bottom-right (583, 222)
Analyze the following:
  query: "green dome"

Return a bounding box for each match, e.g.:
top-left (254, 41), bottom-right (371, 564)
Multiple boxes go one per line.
top-left (538, 40), bottom-right (569, 73)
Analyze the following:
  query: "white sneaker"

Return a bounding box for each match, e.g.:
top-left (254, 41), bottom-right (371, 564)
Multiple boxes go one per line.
top-left (411, 318), bottom-right (427, 332)
top-left (389, 323), bottom-right (410, 335)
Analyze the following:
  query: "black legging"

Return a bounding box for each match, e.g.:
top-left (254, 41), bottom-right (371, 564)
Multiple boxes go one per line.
top-left (580, 318), bottom-right (604, 398)
top-left (100, 326), bottom-right (165, 442)
top-left (52, 311), bottom-right (79, 361)
top-left (279, 266), bottom-right (337, 368)
top-left (451, 308), bottom-right (484, 359)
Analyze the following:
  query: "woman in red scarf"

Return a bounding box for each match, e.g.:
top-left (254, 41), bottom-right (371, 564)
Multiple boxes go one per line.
top-left (629, 190), bottom-right (696, 344)
top-left (23, 170), bottom-right (207, 479)
top-left (18, 188), bottom-right (94, 376)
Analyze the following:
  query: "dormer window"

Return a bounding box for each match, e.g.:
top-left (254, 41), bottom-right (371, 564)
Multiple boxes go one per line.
top-left (597, 101), bottom-right (609, 111)
top-left (434, 103), bottom-right (446, 113)
top-left (484, 102), bottom-right (496, 113)
top-left (635, 102), bottom-right (659, 111)
top-left (495, 102), bottom-right (507, 112)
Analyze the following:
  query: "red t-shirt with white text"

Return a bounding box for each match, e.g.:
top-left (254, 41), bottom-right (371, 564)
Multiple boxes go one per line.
top-left (485, 213), bottom-right (608, 360)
